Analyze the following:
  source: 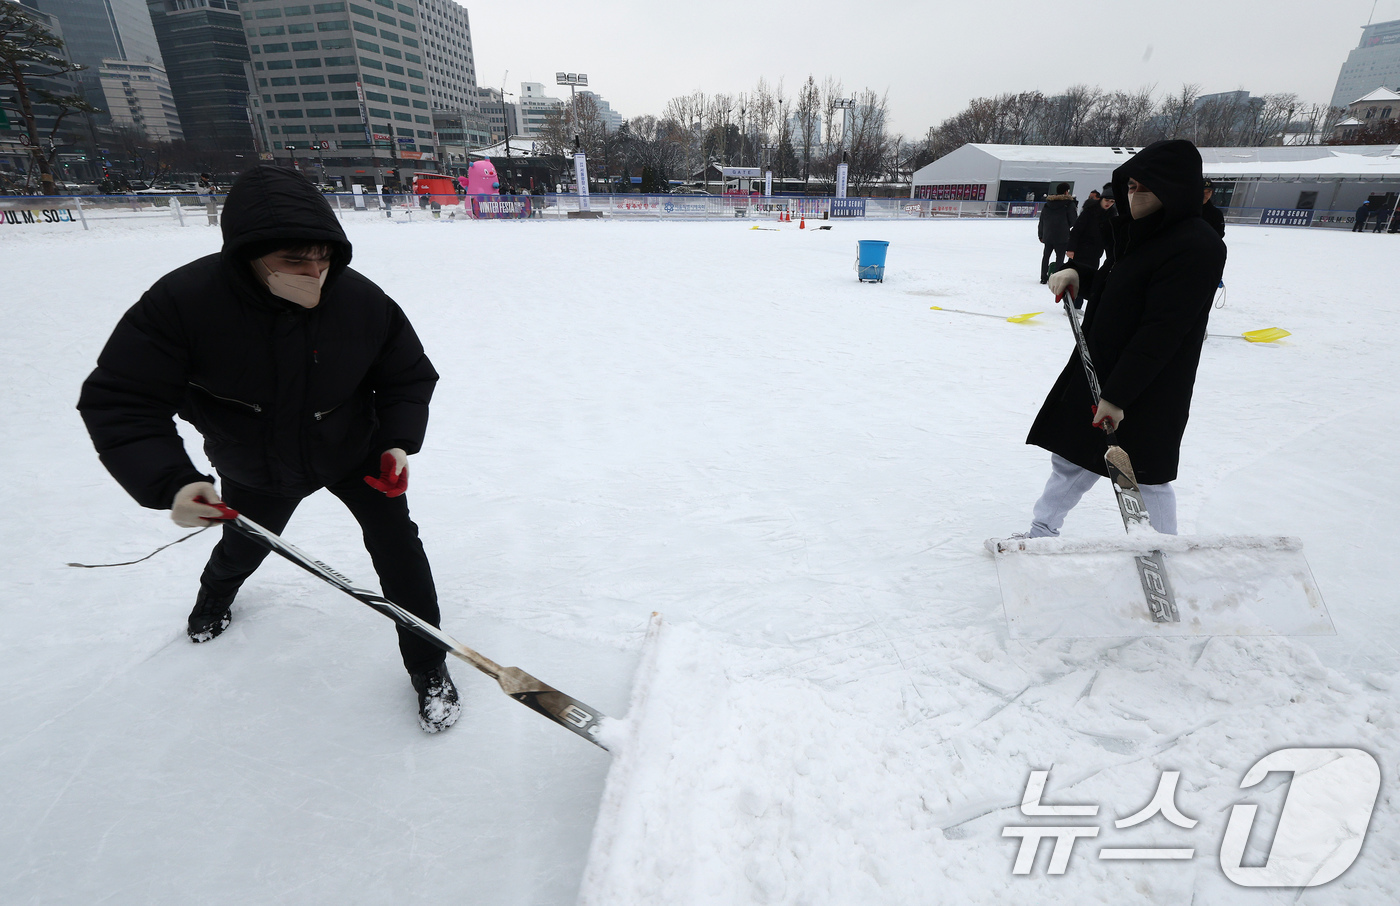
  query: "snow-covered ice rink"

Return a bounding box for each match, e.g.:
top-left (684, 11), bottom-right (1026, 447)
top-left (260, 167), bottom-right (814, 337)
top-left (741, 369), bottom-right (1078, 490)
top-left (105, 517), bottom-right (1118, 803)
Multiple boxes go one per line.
top-left (3, 214), bottom-right (1397, 904)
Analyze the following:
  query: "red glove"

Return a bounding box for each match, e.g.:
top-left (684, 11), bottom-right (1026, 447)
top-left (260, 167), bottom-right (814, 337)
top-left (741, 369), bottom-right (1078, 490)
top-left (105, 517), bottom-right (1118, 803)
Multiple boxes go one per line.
top-left (173, 482), bottom-right (238, 526)
top-left (204, 500), bottom-right (240, 520)
top-left (1092, 399), bottom-right (1125, 431)
top-left (364, 448), bottom-right (409, 497)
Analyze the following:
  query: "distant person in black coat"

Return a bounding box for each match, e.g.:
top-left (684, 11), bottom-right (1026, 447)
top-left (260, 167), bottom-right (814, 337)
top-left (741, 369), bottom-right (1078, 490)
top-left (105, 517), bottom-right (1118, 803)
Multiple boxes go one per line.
top-left (1353, 199), bottom-right (1372, 232)
top-left (1016, 140), bottom-right (1227, 539)
top-left (1374, 205), bottom-right (1391, 233)
top-left (1201, 178), bottom-right (1225, 238)
top-left (78, 165), bottom-right (461, 734)
top-left (1037, 182), bottom-right (1078, 283)
top-left (1065, 182), bottom-right (1117, 310)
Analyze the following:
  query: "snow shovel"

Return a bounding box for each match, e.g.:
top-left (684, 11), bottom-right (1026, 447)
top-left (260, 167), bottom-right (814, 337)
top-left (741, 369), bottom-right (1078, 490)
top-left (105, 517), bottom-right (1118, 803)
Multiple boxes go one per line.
top-left (987, 296), bottom-right (1332, 638)
top-left (930, 306), bottom-right (1043, 323)
top-left (1208, 327), bottom-right (1291, 343)
top-left (213, 506), bottom-right (612, 749)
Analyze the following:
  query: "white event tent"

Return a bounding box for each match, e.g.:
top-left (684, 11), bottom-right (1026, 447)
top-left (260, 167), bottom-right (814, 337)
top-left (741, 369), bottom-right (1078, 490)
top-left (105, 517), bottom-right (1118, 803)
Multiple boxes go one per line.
top-left (911, 143), bottom-right (1400, 221)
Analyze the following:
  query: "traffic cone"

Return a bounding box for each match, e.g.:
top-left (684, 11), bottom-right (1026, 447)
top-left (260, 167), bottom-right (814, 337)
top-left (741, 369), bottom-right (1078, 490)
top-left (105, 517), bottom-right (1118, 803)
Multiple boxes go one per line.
top-left (799, 215), bottom-right (805, 229)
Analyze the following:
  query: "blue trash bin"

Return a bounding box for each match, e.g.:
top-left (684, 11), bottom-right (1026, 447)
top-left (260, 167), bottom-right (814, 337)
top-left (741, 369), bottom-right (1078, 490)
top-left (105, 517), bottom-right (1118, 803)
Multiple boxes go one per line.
top-left (856, 240), bottom-right (889, 283)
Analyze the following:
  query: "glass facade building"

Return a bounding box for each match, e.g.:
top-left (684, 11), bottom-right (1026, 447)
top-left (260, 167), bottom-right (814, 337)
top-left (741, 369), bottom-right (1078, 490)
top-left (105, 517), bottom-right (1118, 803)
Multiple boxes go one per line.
top-left (38, 0), bottom-right (170, 118)
top-left (147, 0), bottom-right (257, 151)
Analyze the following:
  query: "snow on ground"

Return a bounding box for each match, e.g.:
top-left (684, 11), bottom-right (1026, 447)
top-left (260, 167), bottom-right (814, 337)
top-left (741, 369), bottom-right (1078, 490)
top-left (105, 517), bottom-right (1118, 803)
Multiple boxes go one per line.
top-left (2, 214), bottom-right (1398, 904)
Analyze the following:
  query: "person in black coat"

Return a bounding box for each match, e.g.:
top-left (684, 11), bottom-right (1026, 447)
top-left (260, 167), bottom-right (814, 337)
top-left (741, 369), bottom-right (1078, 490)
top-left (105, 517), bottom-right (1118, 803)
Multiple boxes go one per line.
top-left (1201, 178), bottom-right (1225, 238)
top-left (77, 165), bottom-right (461, 733)
top-left (1019, 140), bottom-right (1227, 538)
top-left (1353, 200), bottom-right (1372, 232)
top-left (1037, 182), bottom-right (1078, 283)
top-left (1065, 182), bottom-right (1117, 309)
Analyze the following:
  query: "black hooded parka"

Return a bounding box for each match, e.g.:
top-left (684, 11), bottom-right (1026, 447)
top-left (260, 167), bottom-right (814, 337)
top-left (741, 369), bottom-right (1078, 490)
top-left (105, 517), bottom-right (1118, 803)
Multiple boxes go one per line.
top-left (78, 166), bottom-right (439, 508)
top-left (1037, 193), bottom-right (1078, 247)
top-left (1026, 141), bottom-right (1227, 485)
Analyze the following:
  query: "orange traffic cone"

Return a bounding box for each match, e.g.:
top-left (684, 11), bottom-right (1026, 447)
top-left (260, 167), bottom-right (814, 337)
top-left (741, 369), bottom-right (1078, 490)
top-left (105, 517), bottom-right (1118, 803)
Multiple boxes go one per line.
top-left (799, 215), bottom-right (805, 229)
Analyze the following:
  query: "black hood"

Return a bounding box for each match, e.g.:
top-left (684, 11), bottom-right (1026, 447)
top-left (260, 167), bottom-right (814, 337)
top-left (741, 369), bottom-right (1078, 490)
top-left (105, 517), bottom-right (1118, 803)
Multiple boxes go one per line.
top-left (1112, 140), bottom-right (1203, 229)
top-left (220, 165), bottom-right (352, 280)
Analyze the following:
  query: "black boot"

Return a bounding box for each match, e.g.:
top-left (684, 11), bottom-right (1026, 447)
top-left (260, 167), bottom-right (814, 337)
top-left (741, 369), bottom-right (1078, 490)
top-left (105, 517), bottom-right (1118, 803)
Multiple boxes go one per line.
top-left (188, 587), bottom-right (236, 643)
top-left (410, 661), bottom-right (461, 733)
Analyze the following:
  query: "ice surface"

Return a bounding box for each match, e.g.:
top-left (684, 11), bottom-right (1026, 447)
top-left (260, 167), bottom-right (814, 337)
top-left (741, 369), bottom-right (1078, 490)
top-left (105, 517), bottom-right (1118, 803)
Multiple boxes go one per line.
top-left (3, 217), bottom-right (1398, 903)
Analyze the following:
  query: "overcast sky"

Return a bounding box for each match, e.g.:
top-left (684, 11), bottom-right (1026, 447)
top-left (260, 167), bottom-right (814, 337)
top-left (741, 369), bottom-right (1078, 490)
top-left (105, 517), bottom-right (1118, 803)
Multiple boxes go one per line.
top-left (465, 0), bottom-right (1400, 136)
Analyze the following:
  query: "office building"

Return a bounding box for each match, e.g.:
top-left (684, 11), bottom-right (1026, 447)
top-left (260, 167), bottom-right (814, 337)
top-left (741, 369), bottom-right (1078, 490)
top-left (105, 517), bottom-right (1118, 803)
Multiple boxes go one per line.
top-left (38, 0), bottom-right (171, 119)
top-left (146, 0), bottom-right (258, 152)
top-left (477, 86), bottom-right (518, 142)
top-left (578, 89), bottom-right (621, 131)
top-left (97, 59), bottom-right (185, 141)
top-left (1331, 18), bottom-right (1400, 110)
top-left (517, 81), bottom-right (562, 139)
top-left (417, 0), bottom-right (477, 114)
top-left (243, 0), bottom-right (438, 181)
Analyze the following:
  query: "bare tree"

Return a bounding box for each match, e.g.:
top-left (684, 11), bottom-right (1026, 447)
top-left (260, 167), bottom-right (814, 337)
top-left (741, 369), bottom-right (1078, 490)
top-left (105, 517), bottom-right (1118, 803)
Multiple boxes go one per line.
top-left (1250, 93), bottom-right (1300, 146)
top-left (1294, 103), bottom-right (1345, 144)
top-left (1086, 87), bottom-right (1157, 146)
top-left (1157, 84), bottom-right (1202, 141)
top-left (1, 1), bottom-right (99, 193)
top-left (844, 88), bottom-right (891, 194)
top-left (535, 105), bottom-right (572, 158)
top-left (1037, 85), bottom-right (1103, 145)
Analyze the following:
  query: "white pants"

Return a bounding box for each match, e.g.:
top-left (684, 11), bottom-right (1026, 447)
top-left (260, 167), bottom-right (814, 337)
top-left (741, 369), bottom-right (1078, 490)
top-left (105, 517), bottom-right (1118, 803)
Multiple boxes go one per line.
top-left (1029, 454), bottom-right (1177, 537)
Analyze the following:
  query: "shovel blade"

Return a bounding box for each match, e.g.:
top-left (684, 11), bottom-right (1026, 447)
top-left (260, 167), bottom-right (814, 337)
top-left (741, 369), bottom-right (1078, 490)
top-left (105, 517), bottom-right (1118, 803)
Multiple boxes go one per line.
top-left (1242, 327), bottom-right (1291, 343)
top-left (988, 535), bottom-right (1332, 639)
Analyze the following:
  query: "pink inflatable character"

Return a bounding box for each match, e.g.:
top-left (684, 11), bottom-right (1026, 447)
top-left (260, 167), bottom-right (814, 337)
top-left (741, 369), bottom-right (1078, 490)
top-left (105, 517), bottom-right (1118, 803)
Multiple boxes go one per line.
top-left (464, 160), bottom-right (499, 196)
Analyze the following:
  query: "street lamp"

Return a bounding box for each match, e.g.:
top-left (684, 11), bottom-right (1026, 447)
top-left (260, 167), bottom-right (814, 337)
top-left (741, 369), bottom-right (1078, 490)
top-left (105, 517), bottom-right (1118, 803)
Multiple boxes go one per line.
top-left (555, 71), bottom-right (588, 132)
top-left (831, 96), bottom-right (856, 153)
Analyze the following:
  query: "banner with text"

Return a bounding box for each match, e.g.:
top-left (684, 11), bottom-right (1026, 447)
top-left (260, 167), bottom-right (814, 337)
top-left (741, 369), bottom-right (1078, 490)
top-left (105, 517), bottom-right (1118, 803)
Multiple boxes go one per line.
top-left (1260, 208), bottom-right (1314, 227)
top-left (574, 152), bottom-right (590, 212)
top-left (830, 198), bottom-right (866, 218)
top-left (471, 195), bottom-right (532, 219)
top-left (915, 183), bottom-right (987, 201)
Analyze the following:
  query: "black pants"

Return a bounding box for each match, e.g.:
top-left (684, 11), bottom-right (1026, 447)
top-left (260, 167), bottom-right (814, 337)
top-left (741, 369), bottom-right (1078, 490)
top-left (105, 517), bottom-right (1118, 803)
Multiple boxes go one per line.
top-left (1075, 263), bottom-right (1098, 310)
top-left (1040, 242), bottom-right (1067, 282)
top-left (200, 465), bottom-right (443, 676)
top-left (1353, 215), bottom-right (1368, 232)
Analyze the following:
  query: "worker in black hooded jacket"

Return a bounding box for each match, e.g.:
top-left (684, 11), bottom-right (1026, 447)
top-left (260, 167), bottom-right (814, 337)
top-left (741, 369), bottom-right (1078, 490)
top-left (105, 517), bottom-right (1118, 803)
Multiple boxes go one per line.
top-left (1065, 183), bottom-right (1117, 309)
top-left (1014, 140), bottom-right (1227, 538)
top-left (1037, 182), bottom-right (1078, 283)
top-left (77, 165), bottom-right (460, 734)
top-left (1201, 178), bottom-right (1225, 238)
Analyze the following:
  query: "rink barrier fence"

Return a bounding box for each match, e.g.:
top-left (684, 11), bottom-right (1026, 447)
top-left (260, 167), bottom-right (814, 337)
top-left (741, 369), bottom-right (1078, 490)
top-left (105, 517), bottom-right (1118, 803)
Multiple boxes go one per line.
top-left (0, 193), bottom-right (1388, 231)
